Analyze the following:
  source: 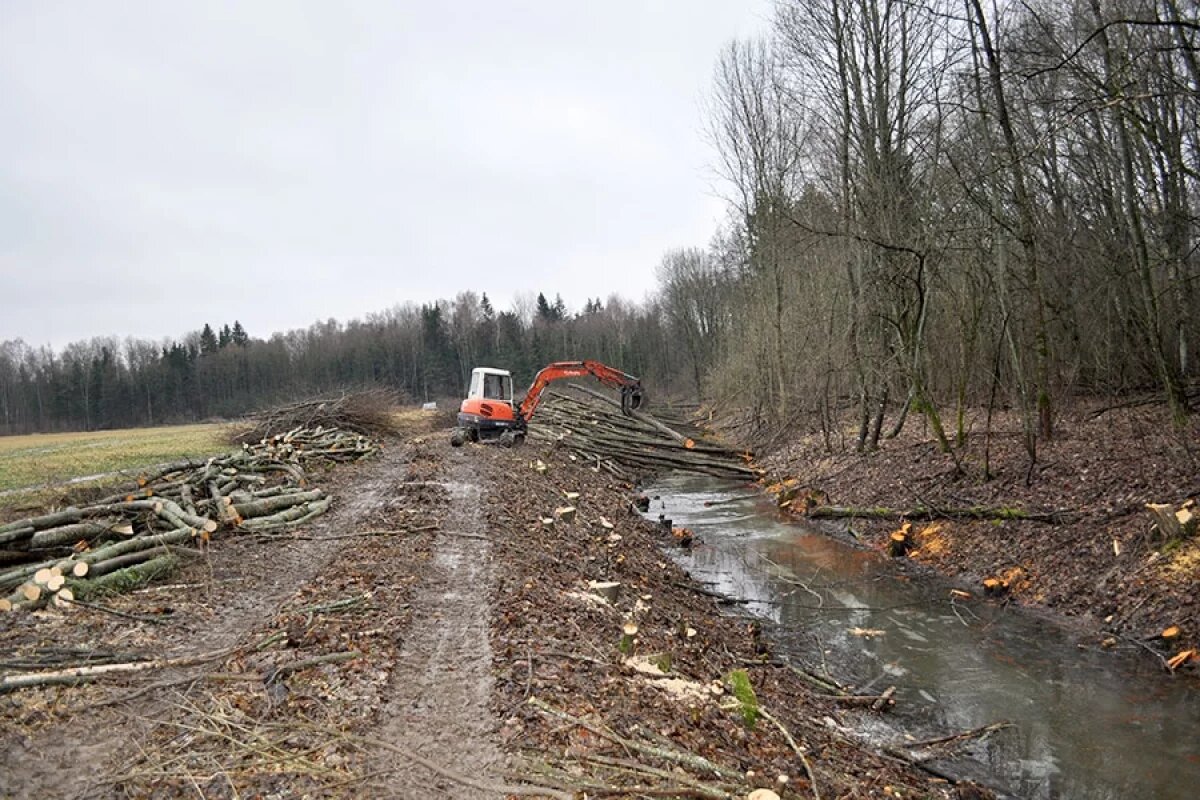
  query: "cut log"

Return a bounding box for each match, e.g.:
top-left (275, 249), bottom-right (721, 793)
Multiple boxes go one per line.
top-left (1147, 503), bottom-right (1181, 538)
top-left (0, 509), bottom-right (83, 535)
top-left (0, 526), bottom-right (34, 546)
top-left (28, 520), bottom-right (119, 550)
top-left (567, 383), bottom-right (698, 447)
top-left (87, 549), bottom-right (166, 578)
top-left (234, 489), bottom-right (325, 519)
top-left (1146, 502), bottom-right (1199, 539)
top-left (70, 554), bottom-right (180, 598)
top-left (871, 685), bottom-right (897, 711)
top-left (238, 497), bottom-right (333, 530)
top-left (79, 527), bottom-right (194, 566)
top-left (209, 481), bottom-right (240, 526)
top-left (810, 505), bottom-right (1075, 524)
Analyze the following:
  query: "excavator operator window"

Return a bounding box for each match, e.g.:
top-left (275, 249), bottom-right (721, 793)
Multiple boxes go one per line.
top-left (483, 373), bottom-right (511, 402)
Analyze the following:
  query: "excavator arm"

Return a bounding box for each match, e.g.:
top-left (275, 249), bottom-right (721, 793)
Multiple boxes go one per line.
top-left (518, 360), bottom-right (644, 423)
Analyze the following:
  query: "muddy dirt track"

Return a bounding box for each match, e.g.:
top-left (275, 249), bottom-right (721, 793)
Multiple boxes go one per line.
top-left (1, 425), bottom-right (983, 799)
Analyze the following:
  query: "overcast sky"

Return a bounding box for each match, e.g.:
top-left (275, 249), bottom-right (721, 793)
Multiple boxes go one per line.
top-left (1, 1), bottom-right (770, 349)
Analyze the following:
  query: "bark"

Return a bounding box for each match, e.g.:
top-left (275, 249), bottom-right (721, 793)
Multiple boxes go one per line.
top-left (233, 490), bottom-right (326, 520)
top-left (28, 520), bottom-right (119, 550)
top-left (808, 505), bottom-right (1076, 523)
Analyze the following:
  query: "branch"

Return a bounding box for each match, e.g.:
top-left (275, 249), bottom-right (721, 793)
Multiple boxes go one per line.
top-left (1024, 17), bottom-right (1200, 80)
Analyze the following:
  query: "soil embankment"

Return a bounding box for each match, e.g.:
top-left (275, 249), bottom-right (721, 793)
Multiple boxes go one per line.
top-left (481, 446), bottom-right (980, 799)
top-left (1, 418), bottom-right (991, 798)
top-left (745, 405), bottom-right (1199, 669)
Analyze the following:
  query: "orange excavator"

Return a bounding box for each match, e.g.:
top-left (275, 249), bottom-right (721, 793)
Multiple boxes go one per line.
top-left (450, 360), bottom-right (644, 447)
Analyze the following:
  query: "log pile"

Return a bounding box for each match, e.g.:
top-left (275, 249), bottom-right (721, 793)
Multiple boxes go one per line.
top-left (527, 391), bottom-right (760, 481)
top-left (0, 426), bottom-right (376, 611)
top-left (229, 388), bottom-right (402, 444)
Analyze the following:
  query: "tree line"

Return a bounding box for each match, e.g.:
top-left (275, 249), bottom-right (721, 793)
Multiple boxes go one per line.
top-left (673, 0), bottom-right (1198, 463)
top-left (0, 293), bottom-right (684, 435)
top-left (2, 0), bottom-right (1196, 457)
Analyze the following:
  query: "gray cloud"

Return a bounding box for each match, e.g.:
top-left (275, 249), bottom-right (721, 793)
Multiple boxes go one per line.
top-left (1, 0), bottom-right (769, 347)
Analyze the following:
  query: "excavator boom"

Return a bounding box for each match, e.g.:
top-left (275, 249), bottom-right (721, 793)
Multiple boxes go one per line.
top-left (518, 360), bottom-right (643, 422)
top-left (451, 359), bottom-right (643, 448)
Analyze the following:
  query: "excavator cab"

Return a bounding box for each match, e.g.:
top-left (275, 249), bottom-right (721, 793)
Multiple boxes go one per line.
top-left (452, 367), bottom-right (522, 446)
top-left (469, 368), bottom-right (513, 405)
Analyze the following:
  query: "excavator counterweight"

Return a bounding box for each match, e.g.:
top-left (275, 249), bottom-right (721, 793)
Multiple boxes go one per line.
top-left (450, 360), bottom-right (643, 447)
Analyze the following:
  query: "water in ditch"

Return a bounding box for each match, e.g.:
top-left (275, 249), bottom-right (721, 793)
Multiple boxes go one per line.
top-left (643, 473), bottom-right (1200, 800)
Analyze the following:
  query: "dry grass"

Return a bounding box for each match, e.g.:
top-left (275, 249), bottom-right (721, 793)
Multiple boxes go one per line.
top-left (0, 423), bottom-right (226, 507)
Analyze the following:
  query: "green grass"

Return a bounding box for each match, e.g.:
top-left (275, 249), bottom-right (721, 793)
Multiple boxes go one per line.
top-left (725, 669), bottom-right (760, 728)
top-left (0, 423), bottom-right (227, 506)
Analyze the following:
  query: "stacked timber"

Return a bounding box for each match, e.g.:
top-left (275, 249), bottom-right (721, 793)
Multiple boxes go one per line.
top-left (528, 390), bottom-right (760, 481)
top-left (229, 389), bottom-right (401, 443)
top-left (0, 426), bottom-right (375, 612)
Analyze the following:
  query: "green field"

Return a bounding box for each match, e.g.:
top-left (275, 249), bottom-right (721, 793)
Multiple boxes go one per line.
top-left (0, 424), bottom-right (228, 502)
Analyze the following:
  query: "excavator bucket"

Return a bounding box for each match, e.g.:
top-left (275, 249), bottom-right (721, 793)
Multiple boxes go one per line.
top-left (621, 386), bottom-right (645, 415)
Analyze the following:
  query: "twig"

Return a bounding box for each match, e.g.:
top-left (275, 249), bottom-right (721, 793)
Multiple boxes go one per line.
top-left (59, 595), bottom-right (176, 625)
top-left (870, 686), bottom-right (897, 712)
top-left (671, 580), bottom-right (749, 604)
top-left (295, 594), bottom-right (369, 614)
top-left (284, 724), bottom-right (571, 799)
top-left (0, 647), bottom-right (233, 693)
top-left (581, 753), bottom-right (738, 798)
top-left (812, 691), bottom-right (896, 708)
top-left (903, 720), bottom-right (1013, 752)
top-left (254, 630), bottom-right (288, 651)
top-left (93, 675), bottom-right (205, 709)
top-left (759, 707), bottom-right (820, 800)
top-left (438, 529), bottom-right (489, 540)
top-left (528, 696), bottom-right (744, 782)
top-left (253, 524), bottom-right (438, 541)
top-left (266, 650), bottom-right (361, 680)
top-left (1103, 629), bottom-right (1171, 670)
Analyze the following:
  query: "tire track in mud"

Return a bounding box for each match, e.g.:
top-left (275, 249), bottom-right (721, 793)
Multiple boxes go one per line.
top-left (372, 449), bottom-right (505, 798)
top-left (0, 445), bottom-right (413, 800)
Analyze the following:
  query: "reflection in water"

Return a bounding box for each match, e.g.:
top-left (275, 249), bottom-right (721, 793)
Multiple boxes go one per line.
top-left (645, 474), bottom-right (1200, 800)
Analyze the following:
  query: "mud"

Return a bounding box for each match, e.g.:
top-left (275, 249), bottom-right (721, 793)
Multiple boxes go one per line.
top-left (371, 450), bottom-right (506, 797)
top-left (0, 443), bottom-right (423, 799)
top-left (2, 423), bottom-right (997, 799)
